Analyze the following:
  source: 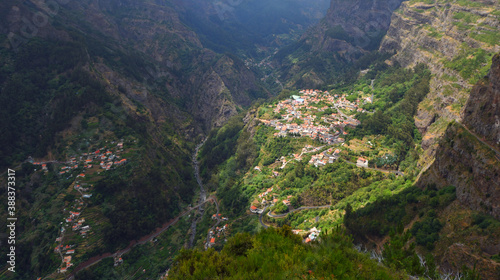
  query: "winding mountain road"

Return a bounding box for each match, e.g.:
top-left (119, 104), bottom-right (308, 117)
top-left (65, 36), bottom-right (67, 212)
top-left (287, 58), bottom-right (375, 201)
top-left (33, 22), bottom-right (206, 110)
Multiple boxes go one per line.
top-left (66, 198), bottom-right (215, 279)
top-left (259, 206), bottom-right (269, 228)
top-left (66, 139), bottom-right (217, 279)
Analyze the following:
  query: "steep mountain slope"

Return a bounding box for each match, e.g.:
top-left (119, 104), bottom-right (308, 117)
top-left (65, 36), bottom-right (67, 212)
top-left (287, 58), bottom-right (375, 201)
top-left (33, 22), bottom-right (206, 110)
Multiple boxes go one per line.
top-left (380, 0), bottom-right (500, 166)
top-left (418, 53), bottom-right (500, 219)
top-left (462, 53), bottom-right (500, 149)
top-left (61, 0), bottom-right (269, 128)
top-left (414, 53), bottom-right (500, 278)
top-left (1, 0), bottom-right (499, 278)
top-left (273, 0), bottom-right (405, 88)
top-left (0, 0), bottom-right (269, 167)
top-left (173, 0), bottom-right (330, 57)
top-left (309, 0), bottom-right (405, 54)
top-left (186, 2), bottom-right (500, 278)
top-left (182, 56), bottom-right (499, 279)
top-left (0, 0), bottom-right (270, 278)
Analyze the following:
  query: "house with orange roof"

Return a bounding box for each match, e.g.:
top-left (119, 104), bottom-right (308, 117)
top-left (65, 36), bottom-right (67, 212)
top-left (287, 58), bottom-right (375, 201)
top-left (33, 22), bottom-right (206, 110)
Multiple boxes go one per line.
top-left (250, 205), bottom-right (262, 214)
top-left (357, 157), bottom-right (368, 168)
top-left (115, 159), bottom-right (127, 165)
top-left (70, 211), bottom-right (80, 218)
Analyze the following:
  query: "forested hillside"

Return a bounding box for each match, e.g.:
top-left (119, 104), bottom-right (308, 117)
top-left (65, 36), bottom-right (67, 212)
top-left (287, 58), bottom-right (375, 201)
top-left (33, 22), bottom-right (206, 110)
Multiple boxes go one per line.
top-left (0, 0), bottom-right (498, 279)
top-left (189, 0), bottom-right (499, 277)
top-left (168, 226), bottom-right (408, 280)
top-left (0, 0), bottom-right (268, 278)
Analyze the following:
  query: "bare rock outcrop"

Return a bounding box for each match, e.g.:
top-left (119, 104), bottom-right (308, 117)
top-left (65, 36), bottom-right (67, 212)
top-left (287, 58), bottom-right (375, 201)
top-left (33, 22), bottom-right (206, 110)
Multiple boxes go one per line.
top-left (417, 53), bottom-right (500, 220)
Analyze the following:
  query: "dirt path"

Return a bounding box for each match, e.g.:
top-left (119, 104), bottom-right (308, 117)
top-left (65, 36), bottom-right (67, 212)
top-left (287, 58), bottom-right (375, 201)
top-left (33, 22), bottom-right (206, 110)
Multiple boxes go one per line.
top-left (457, 122), bottom-right (500, 157)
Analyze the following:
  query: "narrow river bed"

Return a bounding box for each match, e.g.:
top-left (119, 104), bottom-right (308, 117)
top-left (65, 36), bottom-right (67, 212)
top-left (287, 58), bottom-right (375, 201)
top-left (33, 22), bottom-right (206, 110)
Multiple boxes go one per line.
top-left (188, 139), bottom-right (206, 248)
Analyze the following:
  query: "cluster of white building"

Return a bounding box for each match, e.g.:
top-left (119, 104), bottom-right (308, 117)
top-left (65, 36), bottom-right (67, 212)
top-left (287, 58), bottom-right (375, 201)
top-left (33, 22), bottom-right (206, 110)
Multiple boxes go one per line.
top-left (309, 148), bottom-right (341, 167)
top-left (259, 89), bottom-right (366, 145)
top-left (206, 221), bottom-right (230, 249)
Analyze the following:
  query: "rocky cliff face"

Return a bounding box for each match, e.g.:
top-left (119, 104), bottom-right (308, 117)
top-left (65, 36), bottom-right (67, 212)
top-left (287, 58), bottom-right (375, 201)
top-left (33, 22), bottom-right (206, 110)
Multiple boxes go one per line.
top-left (273, 0), bottom-right (404, 88)
top-left (380, 0), bottom-right (500, 166)
top-left (416, 120), bottom-right (500, 278)
top-left (416, 54), bottom-right (500, 278)
top-left (173, 0), bottom-right (330, 55)
top-left (418, 121), bottom-right (500, 218)
top-left (1, 0), bottom-right (267, 132)
top-left (418, 53), bottom-right (500, 219)
top-left (463, 53), bottom-right (500, 148)
top-left (309, 0), bottom-right (405, 54)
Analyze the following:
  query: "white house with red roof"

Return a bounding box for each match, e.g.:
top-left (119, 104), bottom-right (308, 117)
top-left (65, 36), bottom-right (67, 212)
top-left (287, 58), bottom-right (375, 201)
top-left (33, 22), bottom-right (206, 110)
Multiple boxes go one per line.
top-left (356, 157), bottom-right (369, 168)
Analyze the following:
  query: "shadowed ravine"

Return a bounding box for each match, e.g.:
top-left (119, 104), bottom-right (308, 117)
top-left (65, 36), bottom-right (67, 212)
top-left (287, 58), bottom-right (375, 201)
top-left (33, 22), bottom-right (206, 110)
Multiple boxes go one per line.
top-left (188, 139), bottom-right (207, 248)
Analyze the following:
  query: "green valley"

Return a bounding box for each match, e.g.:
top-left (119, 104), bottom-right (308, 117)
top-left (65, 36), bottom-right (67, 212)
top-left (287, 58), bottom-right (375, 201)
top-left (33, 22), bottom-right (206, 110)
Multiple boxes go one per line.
top-left (0, 0), bottom-right (499, 279)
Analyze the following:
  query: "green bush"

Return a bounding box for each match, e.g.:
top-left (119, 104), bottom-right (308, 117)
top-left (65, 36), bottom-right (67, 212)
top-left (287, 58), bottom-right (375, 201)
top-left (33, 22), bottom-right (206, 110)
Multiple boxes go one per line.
top-left (168, 226), bottom-right (404, 279)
